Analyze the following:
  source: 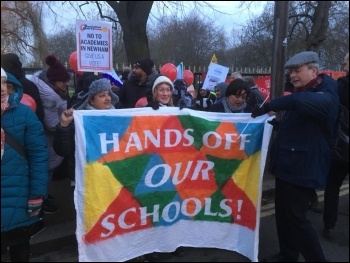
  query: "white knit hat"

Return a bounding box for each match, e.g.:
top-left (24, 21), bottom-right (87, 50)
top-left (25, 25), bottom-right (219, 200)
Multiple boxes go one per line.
top-left (1, 67), bottom-right (7, 80)
top-left (152, 75), bottom-right (174, 93)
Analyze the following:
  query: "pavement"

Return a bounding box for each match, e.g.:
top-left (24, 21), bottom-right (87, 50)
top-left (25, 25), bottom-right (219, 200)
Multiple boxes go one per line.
top-left (16, 172), bottom-right (348, 262)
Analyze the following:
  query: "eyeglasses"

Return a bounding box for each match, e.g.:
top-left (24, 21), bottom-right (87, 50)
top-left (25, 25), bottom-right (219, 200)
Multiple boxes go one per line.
top-left (157, 88), bottom-right (172, 93)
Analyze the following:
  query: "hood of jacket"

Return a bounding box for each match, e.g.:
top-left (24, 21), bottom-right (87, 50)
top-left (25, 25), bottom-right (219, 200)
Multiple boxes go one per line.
top-left (5, 71), bottom-right (23, 109)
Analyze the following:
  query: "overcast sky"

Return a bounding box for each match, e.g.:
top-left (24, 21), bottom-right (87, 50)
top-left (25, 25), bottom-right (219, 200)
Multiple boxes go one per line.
top-left (205, 1), bottom-right (267, 31)
top-left (44, 1), bottom-right (267, 35)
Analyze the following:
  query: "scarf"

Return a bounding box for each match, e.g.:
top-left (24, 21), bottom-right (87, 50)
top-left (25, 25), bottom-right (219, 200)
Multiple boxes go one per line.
top-left (39, 70), bottom-right (69, 99)
top-left (222, 97), bottom-right (247, 113)
top-left (294, 75), bottom-right (324, 93)
top-left (1, 97), bottom-right (9, 159)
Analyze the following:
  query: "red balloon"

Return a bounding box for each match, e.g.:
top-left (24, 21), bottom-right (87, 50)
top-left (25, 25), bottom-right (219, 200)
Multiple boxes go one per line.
top-left (160, 63), bottom-right (177, 82)
top-left (69, 51), bottom-right (83, 75)
top-left (183, 70), bottom-right (194, 87)
top-left (21, 93), bottom-right (36, 111)
top-left (135, 97), bottom-right (148, 108)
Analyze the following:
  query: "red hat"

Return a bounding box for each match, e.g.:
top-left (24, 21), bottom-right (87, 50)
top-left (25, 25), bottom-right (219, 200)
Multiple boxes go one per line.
top-left (45, 55), bottom-right (70, 83)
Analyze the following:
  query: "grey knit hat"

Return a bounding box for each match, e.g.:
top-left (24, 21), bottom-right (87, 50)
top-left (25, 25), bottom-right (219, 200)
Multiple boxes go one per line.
top-left (77, 78), bottom-right (119, 109)
top-left (215, 82), bottom-right (228, 94)
top-left (285, 51), bottom-right (320, 69)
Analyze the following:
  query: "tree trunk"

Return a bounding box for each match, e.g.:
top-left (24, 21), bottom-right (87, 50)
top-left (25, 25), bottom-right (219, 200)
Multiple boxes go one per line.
top-left (107, 1), bottom-right (154, 64)
top-left (270, 1), bottom-right (289, 100)
top-left (306, 1), bottom-right (332, 51)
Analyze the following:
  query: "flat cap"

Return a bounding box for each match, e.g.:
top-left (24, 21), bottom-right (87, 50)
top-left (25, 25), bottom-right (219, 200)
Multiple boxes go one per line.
top-left (285, 51), bottom-right (320, 69)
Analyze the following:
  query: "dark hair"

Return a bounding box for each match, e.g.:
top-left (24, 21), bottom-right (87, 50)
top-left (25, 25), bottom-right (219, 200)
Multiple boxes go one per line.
top-left (76, 72), bottom-right (103, 93)
top-left (225, 79), bottom-right (249, 97)
top-left (243, 76), bottom-right (256, 88)
top-left (284, 72), bottom-right (294, 93)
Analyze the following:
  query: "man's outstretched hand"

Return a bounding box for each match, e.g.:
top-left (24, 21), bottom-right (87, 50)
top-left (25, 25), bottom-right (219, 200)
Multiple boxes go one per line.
top-left (251, 103), bottom-right (270, 118)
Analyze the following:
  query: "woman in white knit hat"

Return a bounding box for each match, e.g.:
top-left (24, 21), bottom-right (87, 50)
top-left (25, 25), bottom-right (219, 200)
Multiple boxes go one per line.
top-left (144, 75), bottom-right (186, 260)
top-left (146, 75), bottom-right (174, 109)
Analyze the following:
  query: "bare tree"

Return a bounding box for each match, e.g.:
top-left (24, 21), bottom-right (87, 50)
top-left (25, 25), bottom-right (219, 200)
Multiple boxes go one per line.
top-left (2, 1), bottom-right (348, 71)
top-left (288, 1), bottom-right (349, 67)
top-left (68, 1), bottom-right (232, 65)
top-left (1, 1), bottom-right (48, 64)
top-left (46, 26), bottom-right (76, 64)
top-left (149, 12), bottom-right (227, 68)
top-left (228, 1), bottom-right (348, 70)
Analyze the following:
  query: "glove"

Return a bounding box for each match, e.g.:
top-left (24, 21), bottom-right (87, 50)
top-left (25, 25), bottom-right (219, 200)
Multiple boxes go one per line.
top-left (149, 101), bottom-right (160, 110)
top-left (251, 103), bottom-right (270, 118)
top-left (179, 99), bottom-right (187, 110)
top-left (28, 197), bottom-right (43, 217)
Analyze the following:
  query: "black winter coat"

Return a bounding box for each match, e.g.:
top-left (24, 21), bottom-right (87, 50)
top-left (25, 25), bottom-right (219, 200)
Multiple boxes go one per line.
top-left (331, 74), bottom-right (349, 162)
top-left (268, 74), bottom-right (339, 189)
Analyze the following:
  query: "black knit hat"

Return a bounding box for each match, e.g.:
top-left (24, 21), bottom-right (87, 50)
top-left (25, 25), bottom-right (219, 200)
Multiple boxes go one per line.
top-left (1, 53), bottom-right (23, 79)
top-left (45, 55), bottom-right (70, 83)
top-left (134, 58), bottom-right (154, 76)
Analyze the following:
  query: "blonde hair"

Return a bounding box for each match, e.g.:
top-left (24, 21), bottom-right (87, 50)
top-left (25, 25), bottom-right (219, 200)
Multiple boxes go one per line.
top-left (153, 82), bottom-right (174, 106)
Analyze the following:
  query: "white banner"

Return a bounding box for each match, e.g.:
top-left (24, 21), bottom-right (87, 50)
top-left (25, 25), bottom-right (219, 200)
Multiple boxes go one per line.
top-left (73, 108), bottom-right (273, 262)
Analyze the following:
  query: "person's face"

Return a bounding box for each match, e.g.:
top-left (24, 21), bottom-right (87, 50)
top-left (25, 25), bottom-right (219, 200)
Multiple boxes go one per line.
top-left (215, 87), bottom-right (221, 98)
top-left (230, 74), bottom-right (239, 81)
top-left (89, 90), bottom-right (112, 109)
top-left (228, 90), bottom-right (247, 107)
top-left (288, 64), bottom-right (318, 89)
top-left (155, 83), bottom-right (172, 105)
top-left (131, 65), bottom-right (147, 81)
top-left (1, 77), bottom-right (8, 103)
top-left (199, 89), bottom-right (208, 96)
top-left (343, 53), bottom-right (349, 73)
top-left (54, 80), bottom-right (70, 93)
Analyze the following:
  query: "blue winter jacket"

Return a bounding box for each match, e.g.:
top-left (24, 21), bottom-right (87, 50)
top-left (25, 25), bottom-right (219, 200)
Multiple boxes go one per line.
top-left (1, 72), bottom-right (49, 232)
top-left (268, 74), bottom-right (339, 189)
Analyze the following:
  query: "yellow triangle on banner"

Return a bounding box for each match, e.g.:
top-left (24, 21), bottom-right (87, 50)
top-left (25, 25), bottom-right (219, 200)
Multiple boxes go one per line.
top-left (211, 54), bottom-right (217, 64)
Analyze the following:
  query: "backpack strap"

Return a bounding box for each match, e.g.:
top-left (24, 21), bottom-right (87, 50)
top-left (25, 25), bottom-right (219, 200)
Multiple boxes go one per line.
top-left (4, 130), bottom-right (26, 158)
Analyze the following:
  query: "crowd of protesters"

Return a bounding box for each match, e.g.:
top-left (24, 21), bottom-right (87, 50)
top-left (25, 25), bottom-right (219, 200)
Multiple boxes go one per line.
top-left (1, 50), bottom-right (348, 262)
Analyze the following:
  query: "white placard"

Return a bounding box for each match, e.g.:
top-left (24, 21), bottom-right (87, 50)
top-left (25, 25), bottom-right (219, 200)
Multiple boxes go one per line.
top-left (202, 62), bottom-right (229, 91)
top-left (76, 20), bottom-right (113, 72)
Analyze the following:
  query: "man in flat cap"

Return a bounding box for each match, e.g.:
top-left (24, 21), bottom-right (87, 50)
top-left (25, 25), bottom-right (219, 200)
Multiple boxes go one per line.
top-left (118, 58), bottom-right (157, 108)
top-left (252, 51), bottom-right (339, 262)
